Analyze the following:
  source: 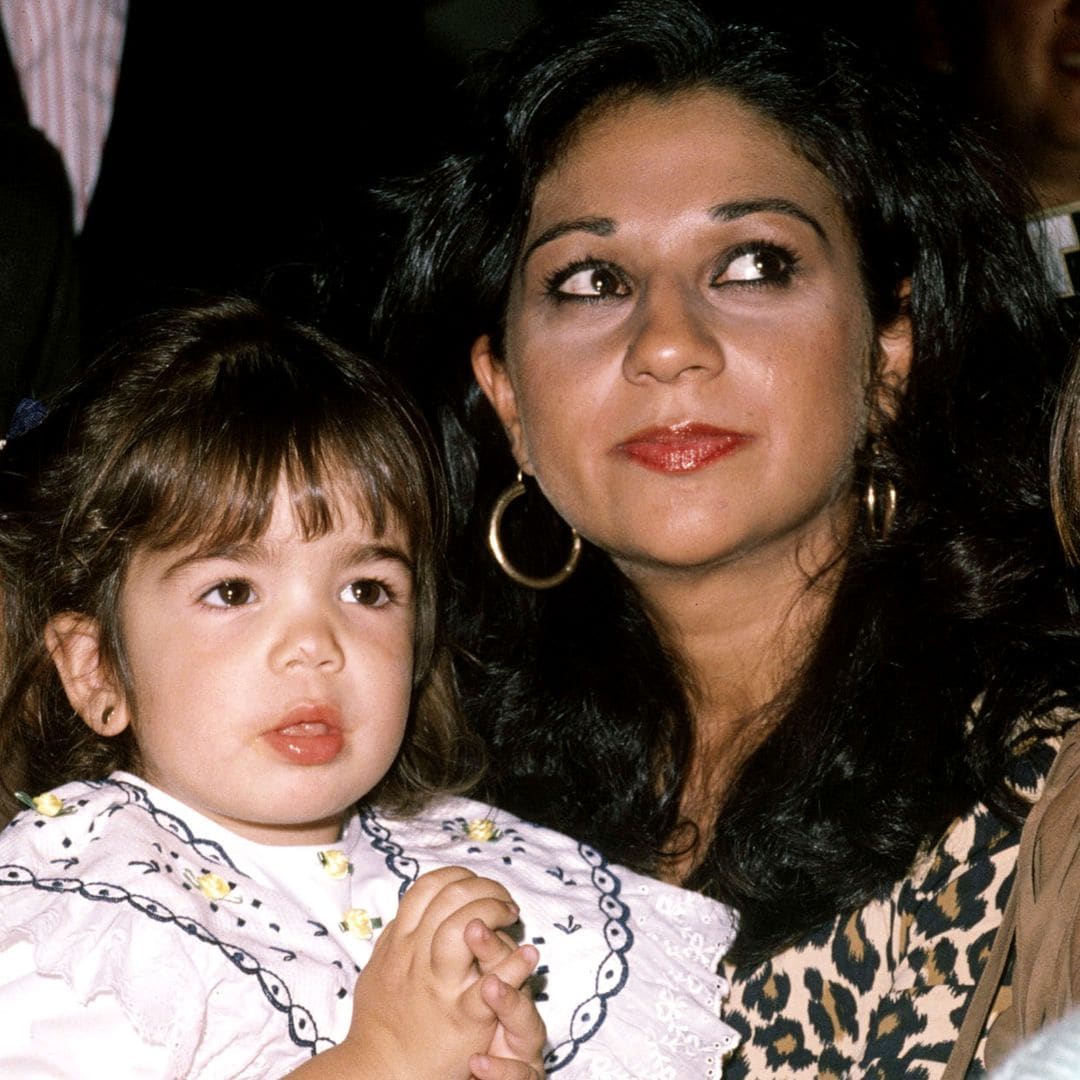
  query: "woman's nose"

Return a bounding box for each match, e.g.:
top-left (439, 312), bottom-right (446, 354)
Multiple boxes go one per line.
top-left (622, 282), bottom-right (725, 383)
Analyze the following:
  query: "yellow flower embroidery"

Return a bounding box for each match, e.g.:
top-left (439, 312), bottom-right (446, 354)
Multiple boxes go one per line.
top-left (465, 818), bottom-right (501, 842)
top-left (318, 849), bottom-right (352, 880)
top-left (340, 907), bottom-right (382, 940)
top-left (32, 793), bottom-right (65, 817)
top-left (15, 791), bottom-right (73, 817)
top-left (193, 872), bottom-right (232, 901)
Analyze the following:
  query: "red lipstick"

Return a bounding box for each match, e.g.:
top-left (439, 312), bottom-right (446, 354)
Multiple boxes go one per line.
top-left (263, 705), bottom-right (344, 766)
top-left (616, 423), bottom-right (751, 473)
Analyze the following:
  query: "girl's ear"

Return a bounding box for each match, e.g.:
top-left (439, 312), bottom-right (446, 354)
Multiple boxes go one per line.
top-left (45, 613), bottom-right (131, 737)
top-left (471, 335), bottom-right (533, 475)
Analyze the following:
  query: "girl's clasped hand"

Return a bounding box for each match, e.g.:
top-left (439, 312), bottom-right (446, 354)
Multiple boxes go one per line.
top-left (337, 867), bottom-right (544, 1080)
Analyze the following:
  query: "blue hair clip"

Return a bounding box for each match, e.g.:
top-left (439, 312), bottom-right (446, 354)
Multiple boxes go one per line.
top-left (7, 397), bottom-right (48, 440)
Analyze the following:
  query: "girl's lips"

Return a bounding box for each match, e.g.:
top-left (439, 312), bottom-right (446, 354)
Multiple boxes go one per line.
top-left (615, 424), bottom-right (752, 473)
top-left (263, 705), bottom-right (344, 766)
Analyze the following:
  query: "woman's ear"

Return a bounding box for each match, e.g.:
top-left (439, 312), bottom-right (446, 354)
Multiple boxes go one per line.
top-left (873, 283), bottom-right (914, 421)
top-left (45, 613), bottom-right (130, 737)
top-left (471, 335), bottom-right (532, 474)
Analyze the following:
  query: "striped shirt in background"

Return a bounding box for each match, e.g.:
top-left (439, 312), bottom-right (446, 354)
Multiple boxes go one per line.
top-left (1, 0), bottom-right (127, 231)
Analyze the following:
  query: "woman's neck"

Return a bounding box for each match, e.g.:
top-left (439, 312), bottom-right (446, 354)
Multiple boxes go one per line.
top-left (619, 527), bottom-right (844, 880)
top-left (629, 535), bottom-right (840, 725)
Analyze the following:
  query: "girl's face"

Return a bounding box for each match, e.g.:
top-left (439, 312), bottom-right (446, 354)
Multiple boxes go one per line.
top-left (55, 478), bottom-right (417, 845)
top-left (474, 89), bottom-right (910, 589)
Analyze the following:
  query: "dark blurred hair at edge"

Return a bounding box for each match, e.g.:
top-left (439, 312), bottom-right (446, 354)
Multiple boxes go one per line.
top-left (370, 0), bottom-right (1080, 965)
top-left (0, 296), bottom-right (483, 826)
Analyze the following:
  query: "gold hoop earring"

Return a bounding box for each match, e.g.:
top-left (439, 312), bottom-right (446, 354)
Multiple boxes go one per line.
top-left (488, 470), bottom-right (582, 590)
top-left (864, 475), bottom-right (898, 539)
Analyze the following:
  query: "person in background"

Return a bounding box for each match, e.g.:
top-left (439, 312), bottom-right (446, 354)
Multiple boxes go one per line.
top-left (915, 0), bottom-right (1080, 304)
top-left (0, 2), bottom-right (436, 405)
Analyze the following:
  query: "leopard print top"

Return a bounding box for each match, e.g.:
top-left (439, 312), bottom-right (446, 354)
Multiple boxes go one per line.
top-left (720, 738), bottom-right (1055, 1079)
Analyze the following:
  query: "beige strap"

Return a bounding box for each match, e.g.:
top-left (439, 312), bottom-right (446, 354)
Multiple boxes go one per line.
top-left (941, 879), bottom-right (1017, 1080)
top-left (943, 724), bottom-right (1080, 1077)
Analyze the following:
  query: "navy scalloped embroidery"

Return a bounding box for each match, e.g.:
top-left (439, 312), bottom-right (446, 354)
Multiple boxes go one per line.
top-left (86, 778), bottom-right (240, 872)
top-left (0, 863), bottom-right (332, 1054)
top-left (543, 844), bottom-right (634, 1072)
top-left (358, 806), bottom-right (417, 899)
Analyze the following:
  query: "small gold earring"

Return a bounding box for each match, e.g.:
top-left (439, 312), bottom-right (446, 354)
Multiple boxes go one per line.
top-left (101, 706), bottom-right (114, 727)
top-left (864, 475), bottom-right (898, 539)
top-left (487, 470), bottom-right (582, 590)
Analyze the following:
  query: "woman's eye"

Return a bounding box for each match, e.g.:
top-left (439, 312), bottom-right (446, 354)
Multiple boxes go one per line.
top-left (714, 246), bottom-right (795, 286)
top-left (552, 265), bottom-right (629, 299)
top-left (342, 579), bottom-right (391, 607)
top-left (201, 580), bottom-right (254, 607)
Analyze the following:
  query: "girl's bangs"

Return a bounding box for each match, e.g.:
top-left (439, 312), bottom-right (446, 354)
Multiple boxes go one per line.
top-left (126, 410), bottom-right (421, 557)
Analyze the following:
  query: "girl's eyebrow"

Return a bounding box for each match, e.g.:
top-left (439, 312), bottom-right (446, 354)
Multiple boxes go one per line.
top-left (342, 543), bottom-right (416, 576)
top-left (159, 541), bottom-right (264, 579)
top-left (158, 540), bottom-right (416, 581)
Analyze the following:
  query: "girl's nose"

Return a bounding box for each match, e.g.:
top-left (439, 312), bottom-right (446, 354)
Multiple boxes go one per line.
top-left (622, 282), bottom-right (725, 384)
top-left (269, 610), bottom-right (346, 674)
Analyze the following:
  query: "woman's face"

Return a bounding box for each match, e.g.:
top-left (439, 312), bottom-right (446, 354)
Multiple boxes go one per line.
top-left (474, 89), bottom-right (910, 586)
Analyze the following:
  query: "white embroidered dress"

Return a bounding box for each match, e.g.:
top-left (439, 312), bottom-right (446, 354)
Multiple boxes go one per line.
top-left (0, 773), bottom-right (739, 1078)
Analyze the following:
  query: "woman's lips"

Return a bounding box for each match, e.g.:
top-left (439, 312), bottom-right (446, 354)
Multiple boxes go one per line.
top-left (263, 705), bottom-right (344, 766)
top-left (615, 423), bottom-right (751, 473)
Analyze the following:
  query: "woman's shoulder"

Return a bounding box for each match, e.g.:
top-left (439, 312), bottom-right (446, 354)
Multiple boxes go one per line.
top-left (721, 738), bottom-right (1056, 1080)
top-left (369, 794), bottom-right (742, 1076)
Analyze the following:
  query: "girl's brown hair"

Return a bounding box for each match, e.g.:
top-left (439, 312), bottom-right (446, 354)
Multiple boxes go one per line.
top-left (0, 296), bottom-right (482, 821)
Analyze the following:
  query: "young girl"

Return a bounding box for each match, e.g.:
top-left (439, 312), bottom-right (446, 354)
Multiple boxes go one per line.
top-left (0, 298), bottom-right (737, 1078)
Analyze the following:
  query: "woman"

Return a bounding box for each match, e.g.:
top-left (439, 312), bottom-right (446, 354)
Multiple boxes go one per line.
top-left (371, 2), bottom-right (1080, 1073)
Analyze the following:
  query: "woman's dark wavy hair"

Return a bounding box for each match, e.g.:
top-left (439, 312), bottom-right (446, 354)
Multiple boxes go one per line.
top-left (0, 296), bottom-right (482, 825)
top-left (371, 0), bottom-right (1080, 964)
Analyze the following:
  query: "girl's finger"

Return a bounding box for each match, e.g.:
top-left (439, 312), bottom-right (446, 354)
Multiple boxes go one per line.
top-left (465, 918), bottom-right (515, 973)
top-left (484, 942), bottom-right (540, 991)
top-left (469, 1052), bottom-right (542, 1080)
top-left (394, 866), bottom-right (478, 934)
top-left (430, 897), bottom-right (521, 983)
top-left (479, 973), bottom-right (547, 1057)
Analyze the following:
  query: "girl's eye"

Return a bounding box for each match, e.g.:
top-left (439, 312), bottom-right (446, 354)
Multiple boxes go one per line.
top-left (714, 245), bottom-right (796, 286)
top-left (201, 580), bottom-right (255, 607)
top-left (342, 579), bottom-right (391, 607)
top-left (548, 263), bottom-right (630, 300)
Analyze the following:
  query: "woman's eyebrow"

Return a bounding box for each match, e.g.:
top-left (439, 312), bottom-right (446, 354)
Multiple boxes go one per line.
top-left (519, 215), bottom-right (616, 273)
top-left (709, 198), bottom-right (829, 244)
top-left (519, 199), bottom-right (830, 276)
